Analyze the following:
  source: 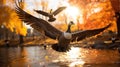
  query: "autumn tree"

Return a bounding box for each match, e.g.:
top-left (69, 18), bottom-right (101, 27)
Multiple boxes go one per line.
top-left (84, 0), bottom-right (116, 32)
top-left (0, 0), bottom-right (27, 41)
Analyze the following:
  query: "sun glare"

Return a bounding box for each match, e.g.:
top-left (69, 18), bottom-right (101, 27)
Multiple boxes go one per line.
top-left (64, 6), bottom-right (84, 24)
top-left (65, 6), bottom-right (79, 18)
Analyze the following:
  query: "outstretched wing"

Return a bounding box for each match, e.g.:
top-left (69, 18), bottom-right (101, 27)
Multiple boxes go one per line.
top-left (71, 24), bottom-right (111, 41)
top-left (52, 7), bottom-right (66, 16)
top-left (34, 10), bottom-right (51, 17)
top-left (15, 3), bottom-right (62, 40)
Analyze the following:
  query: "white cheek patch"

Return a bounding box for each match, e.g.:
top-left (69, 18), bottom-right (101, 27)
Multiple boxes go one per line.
top-left (63, 32), bottom-right (72, 39)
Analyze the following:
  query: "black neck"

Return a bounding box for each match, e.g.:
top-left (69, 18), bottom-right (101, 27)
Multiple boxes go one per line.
top-left (66, 24), bottom-right (71, 33)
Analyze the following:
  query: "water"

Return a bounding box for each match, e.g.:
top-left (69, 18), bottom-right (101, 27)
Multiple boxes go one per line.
top-left (0, 46), bottom-right (120, 67)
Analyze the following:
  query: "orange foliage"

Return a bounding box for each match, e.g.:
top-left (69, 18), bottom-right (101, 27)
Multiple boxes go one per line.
top-left (76, 0), bottom-right (117, 32)
top-left (0, 0), bottom-right (27, 36)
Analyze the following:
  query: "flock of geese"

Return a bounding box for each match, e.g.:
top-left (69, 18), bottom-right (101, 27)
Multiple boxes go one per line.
top-left (15, 2), bottom-right (111, 52)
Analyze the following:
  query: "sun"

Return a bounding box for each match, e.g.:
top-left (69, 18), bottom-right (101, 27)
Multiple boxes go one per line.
top-left (65, 6), bottom-right (79, 18)
top-left (64, 6), bottom-right (84, 24)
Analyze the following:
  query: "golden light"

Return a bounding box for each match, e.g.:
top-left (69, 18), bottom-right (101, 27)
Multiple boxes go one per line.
top-left (66, 47), bottom-right (85, 66)
top-left (65, 6), bottom-right (79, 18)
top-left (61, 0), bottom-right (84, 24)
top-left (64, 6), bottom-right (84, 24)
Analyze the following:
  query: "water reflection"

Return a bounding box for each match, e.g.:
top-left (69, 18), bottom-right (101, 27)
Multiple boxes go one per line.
top-left (0, 46), bottom-right (120, 67)
top-left (66, 47), bottom-right (85, 67)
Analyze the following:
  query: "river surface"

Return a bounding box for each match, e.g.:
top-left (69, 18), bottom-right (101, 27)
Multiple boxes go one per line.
top-left (0, 46), bottom-right (120, 67)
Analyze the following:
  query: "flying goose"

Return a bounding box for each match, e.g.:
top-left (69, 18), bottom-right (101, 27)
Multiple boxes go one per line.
top-left (15, 3), bottom-right (111, 52)
top-left (34, 7), bottom-right (66, 22)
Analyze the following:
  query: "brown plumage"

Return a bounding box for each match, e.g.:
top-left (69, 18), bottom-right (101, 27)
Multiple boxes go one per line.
top-left (15, 3), bottom-right (111, 52)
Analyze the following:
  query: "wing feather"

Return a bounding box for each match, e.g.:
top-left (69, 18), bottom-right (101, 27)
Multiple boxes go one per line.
top-left (53, 7), bottom-right (66, 16)
top-left (72, 24), bottom-right (111, 41)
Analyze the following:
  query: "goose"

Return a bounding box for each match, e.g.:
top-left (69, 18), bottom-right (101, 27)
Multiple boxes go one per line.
top-left (15, 3), bottom-right (111, 52)
top-left (34, 7), bottom-right (66, 22)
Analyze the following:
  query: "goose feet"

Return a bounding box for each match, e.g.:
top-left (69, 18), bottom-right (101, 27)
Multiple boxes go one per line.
top-left (51, 44), bottom-right (71, 52)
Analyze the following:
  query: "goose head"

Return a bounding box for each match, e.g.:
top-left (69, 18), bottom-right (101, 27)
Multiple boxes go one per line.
top-left (69, 21), bottom-right (74, 25)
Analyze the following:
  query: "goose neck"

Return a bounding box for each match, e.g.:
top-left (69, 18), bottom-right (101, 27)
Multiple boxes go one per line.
top-left (66, 24), bottom-right (71, 33)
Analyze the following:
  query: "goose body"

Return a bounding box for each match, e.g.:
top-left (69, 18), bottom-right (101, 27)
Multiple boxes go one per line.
top-left (15, 2), bottom-right (111, 52)
top-left (54, 32), bottom-right (72, 51)
top-left (59, 32), bottom-right (72, 45)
